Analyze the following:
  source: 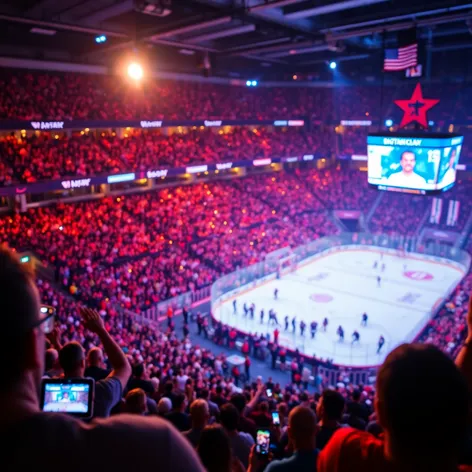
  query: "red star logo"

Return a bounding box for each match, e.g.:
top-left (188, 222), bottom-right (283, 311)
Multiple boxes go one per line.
top-left (394, 83), bottom-right (439, 128)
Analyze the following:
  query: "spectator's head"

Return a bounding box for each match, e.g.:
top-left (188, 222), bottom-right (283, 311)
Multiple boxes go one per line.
top-left (375, 344), bottom-right (468, 467)
top-left (189, 399), bottom-right (210, 429)
top-left (59, 342), bottom-right (85, 377)
top-left (164, 380), bottom-right (173, 394)
top-left (87, 347), bottom-right (104, 368)
top-left (230, 393), bottom-right (246, 413)
top-left (0, 248), bottom-right (44, 399)
top-left (125, 388), bottom-right (147, 415)
top-left (198, 425), bottom-right (232, 472)
top-left (351, 389), bottom-right (361, 402)
top-left (133, 363), bottom-right (145, 379)
top-left (287, 406), bottom-right (318, 452)
top-left (45, 348), bottom-right (59, 372)
top-left (157, 397), bottom-right (172, 416)
top-left (317, 390), bottom-right (345, 423)
top-left (220, 403), bottom-right (240, 433)
top-left (199, 388), bottom-right (210, 400)
top-left (172, 392), bottom-right (187, 412)
top-left (259, 401), bottom-right (269, 413)
top-left (277, 402), bottom-right (288, 419)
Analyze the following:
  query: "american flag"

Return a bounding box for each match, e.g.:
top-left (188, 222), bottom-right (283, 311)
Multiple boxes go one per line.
top-left (384, 43), bottom-right (418, 71)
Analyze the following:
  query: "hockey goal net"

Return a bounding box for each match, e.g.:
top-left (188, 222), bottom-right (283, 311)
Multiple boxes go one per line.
top-left (276, 253), bottom-right (298, 278)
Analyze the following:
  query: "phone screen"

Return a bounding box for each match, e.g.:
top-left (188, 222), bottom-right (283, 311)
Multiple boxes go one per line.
top-left (266, 388), bottom-right (272, 398)
top-left (256, 429), bottom-right (270, 455)
top-left (40, 378), bottom-right (94, 418)
top-left (271, 411), bottom-right (280, 425)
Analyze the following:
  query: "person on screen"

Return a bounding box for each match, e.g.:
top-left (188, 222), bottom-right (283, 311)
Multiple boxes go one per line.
top-left (441, 147), bottom-right (457, 186)
top-left (386, 150), bottom-right (426, 188)
top-left (59, 392), bottom-right (71, 402)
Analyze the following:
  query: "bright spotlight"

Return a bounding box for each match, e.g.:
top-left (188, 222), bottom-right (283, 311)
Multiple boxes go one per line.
top-left (329, 61), bottom-right (337, 70)
top-left (428, 120), bottom-right (435, 126)
top-left (246, 80), bottom-right (251, 86)
top-left (127, 62), bottom-right (143, 80)
top-left (385, 119), bottom-right (393, 127)
top-left (251, 80), bottom-right (257, 86)
top-left (95, 35), bottom-right (107, 43)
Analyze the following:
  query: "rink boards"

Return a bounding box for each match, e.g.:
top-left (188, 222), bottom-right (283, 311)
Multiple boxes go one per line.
top-left (212, 246), bottom-right (467, 367)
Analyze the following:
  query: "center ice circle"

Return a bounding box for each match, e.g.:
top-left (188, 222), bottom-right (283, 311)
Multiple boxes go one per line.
top-left (310, 293), bottom-right (333, 303)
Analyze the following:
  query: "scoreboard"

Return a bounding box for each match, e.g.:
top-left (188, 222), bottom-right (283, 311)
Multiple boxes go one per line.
top-left (367, 133), bottom-right (463, 194)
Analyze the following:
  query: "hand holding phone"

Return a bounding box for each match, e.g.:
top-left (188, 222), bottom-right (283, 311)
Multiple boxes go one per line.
top-left (271, 411), bottom-right (280, 426)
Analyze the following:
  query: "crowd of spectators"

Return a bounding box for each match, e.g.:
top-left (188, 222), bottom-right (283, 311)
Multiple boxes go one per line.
top-left (298, 167), bottom-right (377, 212)
top-left (0, 71), bottom-right (332, 121)
top-left (2, 245), bottom-right (472, 472)
top-left (370, 192), bottom-right (431, 236)
top-left (0, 127), bottom-right (326, 183)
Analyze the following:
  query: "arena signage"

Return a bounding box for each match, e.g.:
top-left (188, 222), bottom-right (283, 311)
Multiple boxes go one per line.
top-left (107, 173), bottom-right (136, 183)
top-left (216, 162), bottom-right (233, 170)
top-left (146, 169), bottom-right (168, 179)
top-left (61, 178), bottom-right (92, 189)
top-left (288, 120), bottom-right (305, 127)
top-left (31, 121), bottom-right (64, 130)
top-left (340, 120), bottom-right (372, 126)
top-left (382, 138), bottom-right (422, 146)
top-left (203, 120), bottom-right (223, 127)
top-left (186, 165), bottom-right (208, 174)
top-left (253, 158), bottom-right (272, 166)
top-left (303, 155), bottom-right (314, 161)
top-left (283, 157), bottom-right (299, 163)
top-left (140, 120), bottom-right (163, 128)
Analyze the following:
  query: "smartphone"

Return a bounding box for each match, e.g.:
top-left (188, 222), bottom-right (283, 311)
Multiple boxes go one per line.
top-left (266, 388), bottom-right (272, 398)
top-left (271, 411), bottom-right (280, 426)
top-left (40, 377), bottom-right (94, 419)
top-left (256, 429), bottom-right (271, 455)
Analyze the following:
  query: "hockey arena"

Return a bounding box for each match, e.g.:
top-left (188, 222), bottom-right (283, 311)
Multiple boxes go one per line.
top-left (212, 237), bottom-right (470, 367)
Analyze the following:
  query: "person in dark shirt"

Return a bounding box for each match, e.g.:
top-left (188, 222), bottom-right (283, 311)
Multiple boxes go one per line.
top-left (182, 306), bottom-right (189, 325)
top-left (253, 406), bottom-right (318, 472)
top-left (249, 401), bottom-right (272, 428)
top-left (59, 308), bottom-right (131, 418)
top-left (165, 392), bottom-right (191, 432)
top-left (84, 347), bottom-right (109, 381)
top-left (212, 385), bottom-right (228, 408)
top-left (183, 399), bottom-right (210, 448)
top-left (126, 363), bottom-right (155, 396)
top-left (316, 390), bottom-right (345, 450)
top-left (231, 393), bottom-right (257, 440)
top-left (346, 389), bottom-right (369, 423)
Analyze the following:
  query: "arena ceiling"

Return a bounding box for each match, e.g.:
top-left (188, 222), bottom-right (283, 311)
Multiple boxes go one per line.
top-left (0, 0), bottom-right (472, 80)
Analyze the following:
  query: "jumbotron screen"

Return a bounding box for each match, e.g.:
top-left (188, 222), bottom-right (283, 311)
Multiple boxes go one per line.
top-left (367, 133), bottom-right (463, 194)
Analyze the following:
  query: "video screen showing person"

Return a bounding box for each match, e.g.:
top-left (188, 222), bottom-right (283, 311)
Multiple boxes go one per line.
top-left (42, 382), bottom-right (90, 414)
top-left (436, 145), bottom-right (461, 189)
top-left (368, 145), bottom-right (438, 190)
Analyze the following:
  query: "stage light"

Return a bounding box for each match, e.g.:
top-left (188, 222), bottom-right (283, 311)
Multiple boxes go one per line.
top-left (293, 74), bottom-right (298, 80)
top-left (385, 119), bottom-right (393, 127)
top-left (329, 61), bottom-right (337, 70)
top-left (251, 80), bottom-right (257, 86)
top-left (246, 80), bottom-right (251, 86)
top-left (127, 62), bottom-right (143, 80)
top-left (428, 120), bottom-right (435, 126)
top-left (95, 35), bottom-right (107, 43)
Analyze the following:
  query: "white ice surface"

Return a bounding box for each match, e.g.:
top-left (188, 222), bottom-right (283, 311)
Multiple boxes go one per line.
top-left (214, 249), bottom-right (465, 367)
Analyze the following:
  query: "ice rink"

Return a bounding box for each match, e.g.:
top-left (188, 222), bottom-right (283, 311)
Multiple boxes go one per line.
top-left (213, 248), bottom-right (466, 367)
